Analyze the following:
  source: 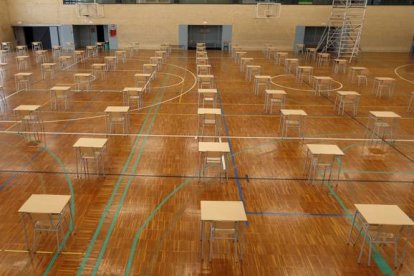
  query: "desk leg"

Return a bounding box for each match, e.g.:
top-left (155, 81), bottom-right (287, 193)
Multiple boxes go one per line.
top-left (20, 213), bottom-right (30, 252)
top-left (348, 210), bottom-right (358, 244)
top-left (75, 148), bottom-right (79, 178)
top-left (400, 225), bottom-right (412, 266)
top-left (200, 220), bottom-right (205, 260)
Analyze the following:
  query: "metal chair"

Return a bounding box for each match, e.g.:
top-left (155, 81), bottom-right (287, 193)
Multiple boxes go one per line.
top-left (209, 221), bottom-right (241, 261)
top-left (30, 213), bottom-right (65, 251)
top-left (357, 224), bottom-right (404, 267)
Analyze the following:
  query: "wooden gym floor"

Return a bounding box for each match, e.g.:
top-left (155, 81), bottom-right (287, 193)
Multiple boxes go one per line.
top-left (0, 48), bottom-right (413, 275)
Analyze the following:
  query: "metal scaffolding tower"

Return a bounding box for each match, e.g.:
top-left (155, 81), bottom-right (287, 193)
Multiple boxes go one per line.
top-left (317, 0), bottom-right (368, 63)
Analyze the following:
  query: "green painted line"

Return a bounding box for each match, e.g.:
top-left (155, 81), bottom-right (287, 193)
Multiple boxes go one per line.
top-left (43, 145), bottom-right (76, 276)
top-left (90, 74), bottom-right (170, 275)
top-left (76, 81), bottom-right (163, 275)
top-left (325, 142), bottom-right (395, 275)
top-left (125, 177), bottom-right (193, 275)
top-left (343, 169), bottom-right (414, 175)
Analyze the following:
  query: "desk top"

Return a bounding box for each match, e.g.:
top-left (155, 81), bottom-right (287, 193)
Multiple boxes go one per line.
top-left (355, 204), bottom-right (414, 226)
top-left (375, 77), bottom-right (395, 81)
top-left (74, 50), bottom-right (85, 54)
top-left (201, 201), bottom-right (247, 222)
top-left (198, 142), bottom-right (230, 153)
top-left (59, 55), bottom-right (72, 59)
top-left (35, 50), bottom-right (48, 54)
top-left (276, 52), bottom-right (288, 55)
top-left (255, 75), bottom-right (271, 79)
top-left (16, 55), bottom-right (29, 59)
top-left (73, 137), bottom-right (108, 148)
top-left (198, 88), bottom-right (217, 94)
top-left (285, 58), bottom-right (299, 61)
top-left (74, 73), bottom-right (92, 77)
top-left (14, 105), bottom-right (41, 112)
top-left (143, 63), bottom-right (157, 67)
top-left (86, 45), bottom-right (96, 49)
top-left (297, 66), bottom-right (313, 69)
top-left (198, 74), bottom-right (214, 78)
top-left (123, 87), bottom-right (144, 92)
top-left (104, 56), bottom-right (116, 59)
top-left (241, 57), bottom-right (254, 60)
top-left (313, 76), bottom-right (333, 80)
top-left (19, 194), bottom-right (71, 214)
top-left (337, 91), bottom-right (360, 96)
top-left (265, 89), bottom-right (287, 95)
top-left (50, 86), bottom-right (71, 91)
top-left (197, 108), bottom-right (221, 115)
top-left (369, 111), bottom-right (401, 118)
top-left (105, 106), bottom-right (130, 113)
top-left (281, 109), bottom-right (307, 116)
top-left (197, 64), bottom-right (211, 67)
top-left (42, 63), bottom-right (56, 66)
top-left (306, 144), bottom-right (344, 156)
top-left (334, 59), bottom-right (347, 62)
top-left (14, 72), bottom-right (33, 77)
top-left (350, 66), bottom-right (367, 70)
top-left (92, 63), bottom-right (106, 67)
top-left (246, 65), bottom-right (261, 68)
top-left (134, 73), bottom-right (152, 77)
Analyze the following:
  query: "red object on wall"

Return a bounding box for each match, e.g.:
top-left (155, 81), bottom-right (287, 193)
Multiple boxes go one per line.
top-left (110, 29), bottom-right (117, 37)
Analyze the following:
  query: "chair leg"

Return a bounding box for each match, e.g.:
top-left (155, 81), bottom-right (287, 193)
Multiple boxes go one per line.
top-left (368, 239), bottom-right (372, 266)
top-left (357, 233), bottom-right (366, 263)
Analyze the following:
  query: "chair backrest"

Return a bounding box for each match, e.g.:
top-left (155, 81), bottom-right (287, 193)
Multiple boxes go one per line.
top-left (370, 225), bottom-right (404, 242)
top-left (79, 147), bottom-right (97, 159)
top-left (30, 213), bottom-right (59, 229)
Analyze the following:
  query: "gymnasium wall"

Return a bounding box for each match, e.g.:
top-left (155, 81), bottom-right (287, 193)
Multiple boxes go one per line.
top-left (5, 1), bottom-right (414, 52)
top-left (0, 0), bottom-right (13, 42)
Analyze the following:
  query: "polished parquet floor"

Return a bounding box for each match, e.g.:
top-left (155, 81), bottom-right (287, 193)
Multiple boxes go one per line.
top-left (0, 47), bottom-right (413, 275)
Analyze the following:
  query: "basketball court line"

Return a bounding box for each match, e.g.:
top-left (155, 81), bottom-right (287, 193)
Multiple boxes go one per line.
top-left (1, 130), bottom-right (414, 142)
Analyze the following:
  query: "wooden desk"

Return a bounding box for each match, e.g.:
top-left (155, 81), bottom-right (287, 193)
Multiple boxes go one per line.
top-left (19, 194), bottom-right (72, 252)
top-left (348, 204), bottom-right (414, 266)
top-left (284, 58), bottom-right (299, 73)
top-left (134, 73), bottom-right (152, 90)
top-left (367, 111), bottom-right (401, 143)
top-left (372, 77), bottom-right (395, 97)
top-left (264, 89), bottom-right (287, 113)
top-left (41, 63), bottom-right (57, 80)
top-left (14, 72), bottom-right (33, 91)
top-left (254, 75), bottom-right (271, 96)
top-left (104, 56), bottom-right (117, 70)
top-left (74, 73), bottom-right (94, 91)
top-left (296, 66), bottom-right (313, 83)
top-left (197, 88), bottom-right (217, 107)
top-left (73, 138), bottom-right (108, 178)
top-left (304, 144), bottom-right (344, 185)
top-left (59, 55), bottom-right (72, 68)
top-left (13, 104), bottom-right (43, 142)
top-left (279, 109), bottom-right (307, 139)
top-left (116, 50), bottom-right (127, 63)
top-left (349, 66), bottom-right (367, 82)
top-left (50, 86), bottom-right (71, 110)
top-left (92, 63), bottom-right (107, 80)
top-left (197, 74), bottom-right (215, 89)
top-left (86, 45), bottom-right (97, 57)
top-left (334, 91), bottom-right (360, 116)
top-left (105, 106), bottom-right (130, 134)
top-left (200, 200), bottom-right (247, 259)
top-left (123, 87), bottom-right (145, 109)
top-left (240, 57), bottom-right (253, 72)
top-left (333, 59), bottom-right (347, 74)
top-left (235, 51), bottom-right (247, 64)
top-left (246, 65), bottom-right (261, 81)
top-left (74, 50), bottom-right (85, 63)
top-left (275, 52), bottom-right (288, 65)
top-left (197, 64), bottom-right (211, 75)
top-left (16, 55), bottom-right (30, 71)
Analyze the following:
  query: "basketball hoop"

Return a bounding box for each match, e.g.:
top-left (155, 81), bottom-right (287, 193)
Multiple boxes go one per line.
top-left (255, 3), bottom-right (281, 19)
top-left (76, 3), bottom-right (105, 19)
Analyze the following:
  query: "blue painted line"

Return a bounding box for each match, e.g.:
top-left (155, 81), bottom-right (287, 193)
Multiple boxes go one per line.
top-left (217, 92), bottom-right (245, 205)
top-left (0, 146), bottom-right (46, 190)
top-left (246, 211), bottom-right (351, 217)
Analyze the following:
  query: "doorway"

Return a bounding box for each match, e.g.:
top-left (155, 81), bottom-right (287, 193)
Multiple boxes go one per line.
top-left (18, 27), bottom-right (52, 49)
top-left (73, 25), bottom-right (98, 49)
top-left (188, 25), bottom-right (222, 50)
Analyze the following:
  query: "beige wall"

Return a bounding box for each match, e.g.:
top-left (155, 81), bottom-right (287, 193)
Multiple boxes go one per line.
top-left (0, 0), bottom-right (13, 42)
top-left (6, 1), bottom-right (414, 52)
